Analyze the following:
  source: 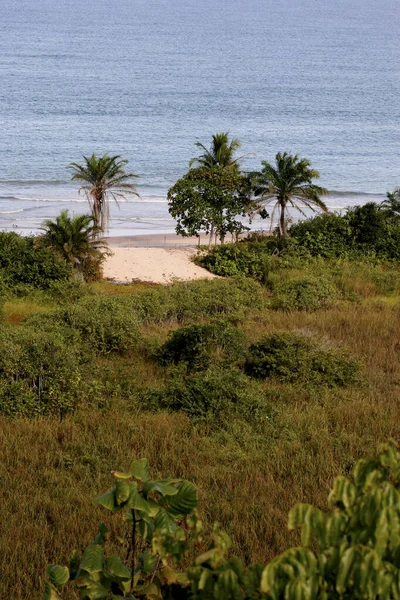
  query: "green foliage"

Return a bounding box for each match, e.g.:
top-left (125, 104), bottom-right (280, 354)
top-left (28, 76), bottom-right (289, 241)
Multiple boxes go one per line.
top-left (128, 278), bottom-right (266, 324)
top-left (144, 369), bottom-right (268, 424)
top-left (45, 441), bottom-right (400, 600)
top-left (44, 458), bottom-right (198, 600)
top-left (0, 325), bottom-right (84, 417)
top-left (250, 152), bottom-right (328, 238)
top-left (156, 319), bottom-right (247, 371)
top-left (273, 277), bottom-right (339, 311)
top-left (290, 202), bottom-right (400, 260)
top-left (245, 332), bottom-right (361, 387)
top-left (168, 167), bottom-right (251, 241)
top-left (69, 153), bottom-right (139, 232)
top-left (261, 441), bottom-right (400, 599)
top-left (39, 209), bottom-right (107, 281)
top-left (27, 296), bottom-right (141, 355)
top-left (0, 232), bottom-right (71, 289)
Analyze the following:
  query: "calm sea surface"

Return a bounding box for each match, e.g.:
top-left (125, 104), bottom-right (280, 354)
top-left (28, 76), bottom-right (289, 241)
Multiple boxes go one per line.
top-left (1, 0), bottom-right (399, 235)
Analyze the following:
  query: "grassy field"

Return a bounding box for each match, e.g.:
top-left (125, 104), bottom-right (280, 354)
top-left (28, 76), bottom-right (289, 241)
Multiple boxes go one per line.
top-left (1, 262), bottom-right (400, 599)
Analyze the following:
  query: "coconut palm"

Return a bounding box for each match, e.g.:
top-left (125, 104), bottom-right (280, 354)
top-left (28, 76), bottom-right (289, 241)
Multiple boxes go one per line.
top-left (251, 152), bottom-right (329, 237)
top-left (189, 132), bottom-right (245, 172)
top-left (69, 153), bottom-right (139, 232)
top-left (40, 209), bottom-right (106, 272)
top-left (380, 188), bottom-right (400, 216)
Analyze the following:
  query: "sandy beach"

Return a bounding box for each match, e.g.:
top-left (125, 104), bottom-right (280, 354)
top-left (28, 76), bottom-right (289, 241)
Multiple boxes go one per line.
top-left (103, 245), bottom-right (218, 284)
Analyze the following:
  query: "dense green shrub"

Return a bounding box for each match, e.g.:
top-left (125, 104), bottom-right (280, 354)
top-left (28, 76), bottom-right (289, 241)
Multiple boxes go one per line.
top-left (273, 276), bottom-right (339, 311)
top-left (245, 332), bottom-right (361, 387)
top-left (0, 326), bottom-right (84, 417)
top-left (129, 278), bottom-right (267, 323)
top-left (290, 203), bottom-right (400, 260)
top-left (143, 369), bottom-right (268, 424)
top-left (156, 319), bottom-right (247, 371)
top-left (27, 296), bottom-right (141, 355)
top-left (46, 279), bottom-right (93, 303)
top-left (0, 232), bottom-right (71, 289)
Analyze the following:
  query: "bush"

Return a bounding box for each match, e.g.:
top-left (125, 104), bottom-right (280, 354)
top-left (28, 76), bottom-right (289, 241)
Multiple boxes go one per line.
top-left (156, 319), bottom-right (247, 371)
top-left (27, 296), bottom-right (141, 355)
top-left (273, 276), bottom-right (339, 311)
top-left (143, 369), bottom-right (268, 425)
top-left (245, 332), bottom-right (361, 387)
top-left (129, 278), bottom-right (267, 324)
top-left (0, 326), bottom-right (85, 417)
top-left (290, 203), bottom-right (400, 261)
top-left (0, 232), bottom-right (71, 289)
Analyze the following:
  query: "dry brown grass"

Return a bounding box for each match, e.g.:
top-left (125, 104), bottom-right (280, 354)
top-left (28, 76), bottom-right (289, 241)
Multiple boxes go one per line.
top-left (1, 278), bottom-right (400, 598)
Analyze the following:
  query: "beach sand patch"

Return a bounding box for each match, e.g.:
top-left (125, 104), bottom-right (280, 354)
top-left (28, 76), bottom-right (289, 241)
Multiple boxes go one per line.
top-left (102, 247), bottom-right (218, 284)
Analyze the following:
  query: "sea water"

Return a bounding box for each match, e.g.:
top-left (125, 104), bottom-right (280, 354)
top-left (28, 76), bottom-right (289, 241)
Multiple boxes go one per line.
top-left (1, 0), bottom-right (399, 235)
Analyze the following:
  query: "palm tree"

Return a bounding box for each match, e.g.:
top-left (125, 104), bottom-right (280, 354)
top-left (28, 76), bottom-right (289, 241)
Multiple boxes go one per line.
top-left (189, 132), bottom-right (245, 172)
top-left (251, 152), bottom-right (329, 238)
top-left (69, 153), bottom-right (139, 232)
top-left (39, 209), bottom-right (106, 273)
top-left (380, 188), bottom-right (400, 216)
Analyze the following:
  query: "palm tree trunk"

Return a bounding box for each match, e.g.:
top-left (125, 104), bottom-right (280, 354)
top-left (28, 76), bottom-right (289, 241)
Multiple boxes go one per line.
top-left (279, 203), bottom-right (287, 238)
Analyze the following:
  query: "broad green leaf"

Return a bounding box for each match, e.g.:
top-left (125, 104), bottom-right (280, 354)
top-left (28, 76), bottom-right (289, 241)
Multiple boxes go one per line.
top-left (336, 547), bottom-right (356, 594)
top-left (126, 483), bottom-right (151, 513)
top-left (46, 565), bottom-right (70, 586)
top-left (93, 523), bottom-right (109, 546)
top-left (93, 489), bottom-right (120, 513)
top-left (81, 580), bottom-right (109, 600)
top-left (154, 507), bottom-right (177, 535)
top-left (44, 582), bottom-right (62, 600)
top-left (143, 480), bottom-right (179, 498)
top-left (105, 555), bottom-right (131, 581)
top-left (140, 548), bottom-right (158, 575)
top-left (111, 470), bottom-right (131, 479)
top-left (130, 458), bottom-right (149, 481)
top-left (115, 480), bottom-right (131, 505)
top-left (159, 481), bottom-right (198, 516)
top-left (80, 544), bottom-right (104, 575)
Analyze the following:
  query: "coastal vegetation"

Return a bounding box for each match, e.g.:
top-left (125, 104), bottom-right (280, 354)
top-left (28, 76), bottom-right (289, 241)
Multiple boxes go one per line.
top-left (69, 153), bottom-right (139, 232)
top-left (1, 143), bottom-right (400, 598)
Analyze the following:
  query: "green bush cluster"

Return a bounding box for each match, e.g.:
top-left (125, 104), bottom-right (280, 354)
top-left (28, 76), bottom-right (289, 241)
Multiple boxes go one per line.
top-left (0, 232), bottom-right (71, 289)
top-left (273, 276), bottom-right (339, 311)
top-left (245, 332), bottom-right (361, 387)
top-left (128, 278), bottom-right (266, 323)
top-left (156, 319), bottom-right (247, 371)
top-left (27, 296), bottom-right (141, 356)
top-left (144, 369), bottom-right (269, 424)
top-left (0, 326), bottom-right (84, 417)
top-left (290, 202), bottom-right (400, 260)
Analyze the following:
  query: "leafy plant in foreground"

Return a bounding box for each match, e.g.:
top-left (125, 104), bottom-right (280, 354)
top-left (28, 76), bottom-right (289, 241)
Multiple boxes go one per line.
top-left (44, 458), bottom-right (198, 599)
top-left (45, 442), bottom-right (400, 599)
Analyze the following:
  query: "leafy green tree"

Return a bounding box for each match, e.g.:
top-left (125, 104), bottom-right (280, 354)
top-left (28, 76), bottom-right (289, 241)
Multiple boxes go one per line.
top-left (251, 152), bottom-right (328, 238)
top-left (189, 132), bottom-right (245, 173)
top-left (69, 153), bottom-right (139, 232)
top-left (168, 167), bottom-right (251, 246)
top-left (39, 209), bottom-right (106, 276)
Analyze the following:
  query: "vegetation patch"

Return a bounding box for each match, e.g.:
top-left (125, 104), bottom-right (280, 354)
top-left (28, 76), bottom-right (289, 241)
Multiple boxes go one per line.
top-left (0, 326), bottom-right (85, 417)
top-left (245, 332), bottom-right (361, 387)
top-left (143, 368), bottom-right (268, 425)
top-left (156, 319), bottom-right (247, 371)
top-left (272, 276), bottom-right (339, 311)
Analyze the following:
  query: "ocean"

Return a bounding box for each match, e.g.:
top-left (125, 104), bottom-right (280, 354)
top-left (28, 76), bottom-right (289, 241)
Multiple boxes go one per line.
top-left (1, 0), bottom-right (399, 235)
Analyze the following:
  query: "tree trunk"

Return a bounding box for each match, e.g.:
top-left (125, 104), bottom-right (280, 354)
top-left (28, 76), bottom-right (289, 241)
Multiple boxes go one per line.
top-left (208, 223), bottom-right (214, 249)
top-left (279, 203), bottom-right (287, 238)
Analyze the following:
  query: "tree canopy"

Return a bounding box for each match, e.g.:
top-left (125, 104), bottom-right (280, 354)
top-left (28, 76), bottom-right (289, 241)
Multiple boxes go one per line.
top-left (168, 167), bottom-right (252, 244)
